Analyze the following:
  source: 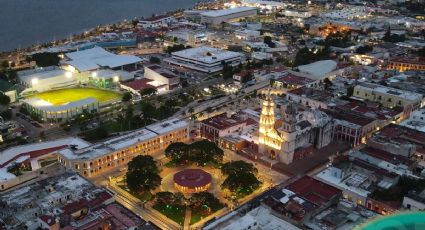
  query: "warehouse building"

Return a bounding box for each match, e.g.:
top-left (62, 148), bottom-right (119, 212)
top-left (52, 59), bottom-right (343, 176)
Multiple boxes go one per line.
top-left (164, 46), bottom-right (243, 73)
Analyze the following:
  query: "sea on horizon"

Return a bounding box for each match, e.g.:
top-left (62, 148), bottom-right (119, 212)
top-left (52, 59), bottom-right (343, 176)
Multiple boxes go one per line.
top-left (0, 0), bottom-right (204, 52)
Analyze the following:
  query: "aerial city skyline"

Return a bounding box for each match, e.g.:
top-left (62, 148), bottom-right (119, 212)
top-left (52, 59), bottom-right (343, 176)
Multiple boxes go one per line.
top-left (0, 0), bottom-right (425, 230)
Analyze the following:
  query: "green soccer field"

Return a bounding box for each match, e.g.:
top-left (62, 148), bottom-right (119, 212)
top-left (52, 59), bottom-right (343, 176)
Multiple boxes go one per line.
top-left (29, 88), bottom-right (122, 105)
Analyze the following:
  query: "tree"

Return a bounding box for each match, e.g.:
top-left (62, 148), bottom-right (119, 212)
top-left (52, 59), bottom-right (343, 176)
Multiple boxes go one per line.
top-left (190, 139), bottom-right (224, 165)
top-left (325, 31), bottom-right (352, 48)
top-left (222, 172), bottom-right (261, 197)
top-left (165, 140), bottom-right (224, 165)
top-left (356, 45), bottom-right (373, 54)
top-left (221, 161), bottom-right (261, 198)
top-left (140, 87), bottom-right (158, 97)
top-left (140, 101), bottom-right (157, 119)
top-left (126, 155), bottom-right (161, 193)
top-left (165, 142), bottom-right (189, 164)
top-left (31, 52), bottom-right (60, 67)
top-left (414, 46), bottom-right (425, 57)
top-left (323, 77), bottom-right (333, 90)
top-left (166, 44), bottom-right (190, 54)
top-left (263, 36), bottom-right (276, 48)
top-left (346, 86), bottom-right (354, 97)
top-left (156, 191), bottom-right (184, 205)
top-left (383, 26), bottom-right (392, 42)
top-left (149, 56), bottom-right (161, 64)
top-left (189, 192), bottom-right (222, 211)
top-left (221, 161), bottom-right (257, 176)
top-left (294, 46), bottom-right (330, 66)
top-left (382, 26), bottom-right (405, 43)
top-left (187, 107), bottom-right (194, 115)
top-left (122, 92), bottom-right (132, 102)
top-left (1, 60), bottom-right (9, 70)
top-left (84, 126), bottom-right (109, 141)
top-left (0, 93), bottom-right (11, 105)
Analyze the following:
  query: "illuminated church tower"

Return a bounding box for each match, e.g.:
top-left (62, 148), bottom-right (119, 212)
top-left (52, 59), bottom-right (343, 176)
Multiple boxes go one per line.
top-left (278, 103), bottom-right (297, 164)
top-left (258, 92), bottom-right (298, 164)
top-left (258, 92), bottom-right (283, 160)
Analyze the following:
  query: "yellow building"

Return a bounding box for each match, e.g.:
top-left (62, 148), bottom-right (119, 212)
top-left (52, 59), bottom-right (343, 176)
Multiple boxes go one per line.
top-left (353, 83), bottom-right (423, 109)
top-left (387, 57), bottom-right (425, 72)
top-left (58, 118), bottom-right (189, 177)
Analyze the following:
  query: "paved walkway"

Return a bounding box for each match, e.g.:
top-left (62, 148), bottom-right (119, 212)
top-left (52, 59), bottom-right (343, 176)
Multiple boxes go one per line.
top-left (273, 141), bottom-right (351, 176)
top-left (183, 208), bottom-right (191, 230)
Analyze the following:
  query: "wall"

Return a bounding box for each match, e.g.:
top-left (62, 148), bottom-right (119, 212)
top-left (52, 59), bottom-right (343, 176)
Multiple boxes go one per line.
top-left (0, 163), bottom-right (60, 191)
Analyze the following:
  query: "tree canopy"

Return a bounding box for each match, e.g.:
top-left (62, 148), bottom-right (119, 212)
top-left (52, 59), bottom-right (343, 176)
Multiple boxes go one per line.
top-left (0, 93), bottom-right (11, 105)
top-left (166, 44), bottom-right (191, 54)
top-left (221, 171), bottom-right (261, 197)
top-left (383, 27), bottom-right (405, 43)
top-left (221, 160), bottom-right (257, 176)
top-left (263, 36), bottom-right (276, 48)
top-left (189, 192), bottom-right (223, 211)
top-left (122, 92), bottom-right (132, 102)
top-left (126, 155), bottom-right (161, 193)
top-left (155, 191), bottom-right (184, 206)
top-left (294, 46), bottom-right (330, 66)
top-left (30, 52), bottom-right (60, 67)
top-left (165, 140), bottom-right (224, 165)
top-left (221, 161), bottom-right (261, 198)
top-left (149, 56), bottom-right (161, 64)
top-left (324, 31), bottom-right (352, 48)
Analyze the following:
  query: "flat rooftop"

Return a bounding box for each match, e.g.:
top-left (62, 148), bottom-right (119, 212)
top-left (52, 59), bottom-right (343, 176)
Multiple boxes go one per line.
top-left (59, 118), bottom-right (188, 160)
top-left (200, 7), bottom-right (256, 18)
top-left (171, 46), bottom-right (242, 64)
top-left (0, 137), bottom-right (90, 168)
top-left (201, 113), bottom-right (247, 130)
top-left (357, 82), bottom-right (422, 101)
top-left (288, 87), bottom-right (334, 102)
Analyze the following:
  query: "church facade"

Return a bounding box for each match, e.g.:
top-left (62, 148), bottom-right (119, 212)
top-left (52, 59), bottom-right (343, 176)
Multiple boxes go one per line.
top-left (258, 94), bottom-right (333, 164)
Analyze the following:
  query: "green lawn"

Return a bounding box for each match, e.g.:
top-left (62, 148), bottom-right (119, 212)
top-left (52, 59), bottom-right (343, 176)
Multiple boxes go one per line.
top-left (190, 204), bottom-right (225, 225)
top-left (153, 203), bottom-right (186, 226)
top-left (29, 88), bottom-right (121, 105)
top-left (117, 184), bottom-right (153, 202)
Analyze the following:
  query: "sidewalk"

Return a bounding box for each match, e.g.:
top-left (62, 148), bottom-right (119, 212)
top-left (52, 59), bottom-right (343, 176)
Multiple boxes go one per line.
top-left (184, 208), bottom-right (191, 230)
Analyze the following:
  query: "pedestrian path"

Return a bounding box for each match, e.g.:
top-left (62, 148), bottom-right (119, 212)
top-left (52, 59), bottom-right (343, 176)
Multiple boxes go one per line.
top-left (184, 208), bottom-right (191, 230)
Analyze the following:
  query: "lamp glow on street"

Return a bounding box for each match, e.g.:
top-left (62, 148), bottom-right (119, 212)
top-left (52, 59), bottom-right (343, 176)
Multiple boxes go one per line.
top-left (65, 71), bottom-right (73, 78)
top-left (31, 78), bottom-right (39, 85)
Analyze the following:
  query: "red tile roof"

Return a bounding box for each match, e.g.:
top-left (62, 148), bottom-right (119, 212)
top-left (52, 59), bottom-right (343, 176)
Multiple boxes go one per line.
top-left (201, 113), bottom-right (247, 130)
top-left (39, 215), bottom-right (56, 226)
top-left (0, 145), bottom-right (67, 168)
top-left (122, 79), bottom-right (155, 91)
top-left (390, 57), bottom-right (425, 65)
top-left (362, 147), bottom-right (415, 167)
top-left (378, 124), bottom-right (425, 146)
top-left (285, 176), bottom-right (341, 206)
top-left (276, 73), bottom-right (315, 86)
top-left (62, 199), bottom-right (88, 214)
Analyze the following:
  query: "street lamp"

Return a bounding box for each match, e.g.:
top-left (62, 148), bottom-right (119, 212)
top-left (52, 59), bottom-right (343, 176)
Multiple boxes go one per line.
top-left (31, 78), bottom-right (38, 93)
top-left (65, 71), bottom-right (73, 78)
